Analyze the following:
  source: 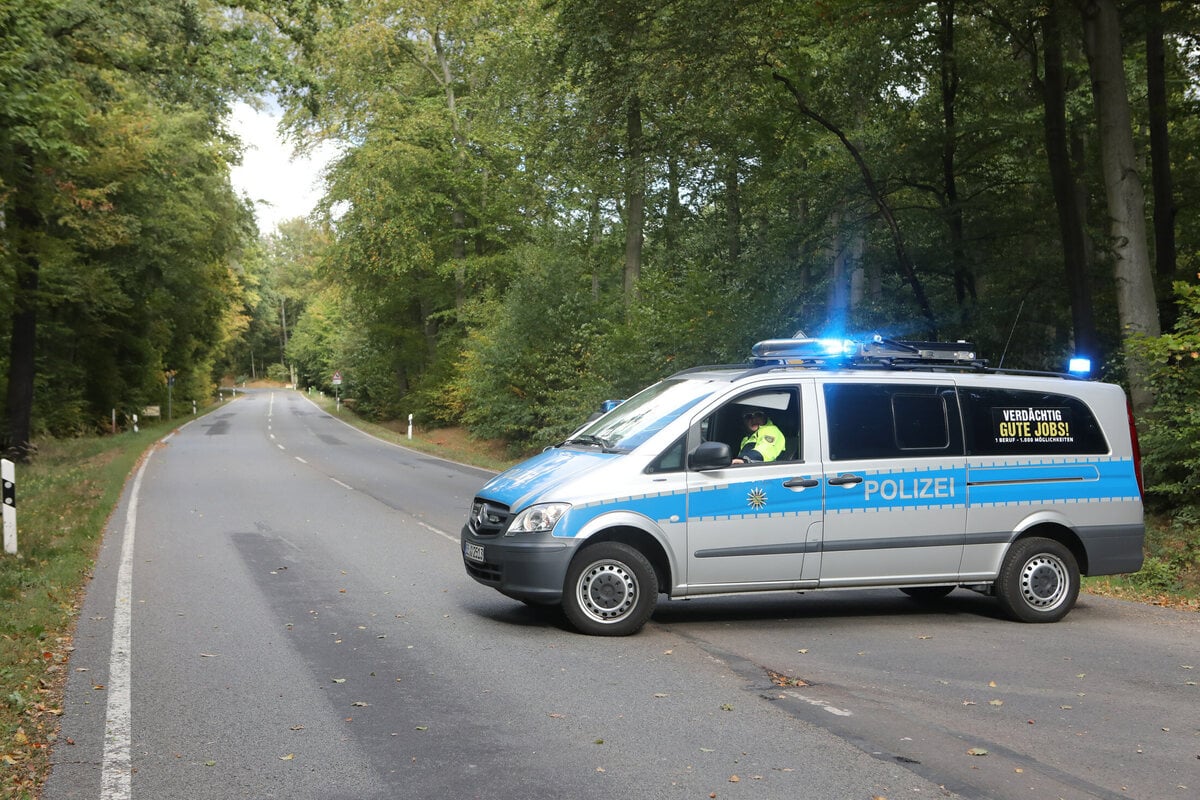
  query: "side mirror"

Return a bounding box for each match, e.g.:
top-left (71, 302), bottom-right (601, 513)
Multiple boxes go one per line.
top-left (690, 440), bottom-right (733, 470)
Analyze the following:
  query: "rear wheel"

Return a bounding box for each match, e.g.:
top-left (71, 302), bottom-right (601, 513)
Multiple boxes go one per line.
top-left (562, 542), bottom-right (658, 636)
top-left (995, 537), bottom-right (1079, 622)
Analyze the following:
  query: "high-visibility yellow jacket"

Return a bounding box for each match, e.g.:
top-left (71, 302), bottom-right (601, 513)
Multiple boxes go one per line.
top-left (738, 421), bottom-right (785, 462)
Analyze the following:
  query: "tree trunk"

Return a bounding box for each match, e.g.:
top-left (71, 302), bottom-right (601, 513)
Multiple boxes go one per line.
top-left (1145, 0), bottom-right (1177, 326)
top-left (433, 28), bottom-right (469, 311)
top-left (623, 93), bottom-right (645, 304)
top-left (3, 146), bottom-right (42, 460)
top-left (725, 154), bottom-right (741, 264)
top-left (1080, 0), bottom-right (1160, 412)
top-left (1039, 0), bottom-right (1100, 360)
top-left (826, 207), bottom-right (850, 324)
top-left (664, 154), bottom-right (683, 270)
top-left (280, 298), bottom-right (289, 360)
top-left (938, 0), bottom-right (975, 318)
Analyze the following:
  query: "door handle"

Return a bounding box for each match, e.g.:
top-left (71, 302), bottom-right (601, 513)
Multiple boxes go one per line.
top-left (827, 473), bottom-right (863, 486)
top-left (783, 478), bottom-right (820, 488)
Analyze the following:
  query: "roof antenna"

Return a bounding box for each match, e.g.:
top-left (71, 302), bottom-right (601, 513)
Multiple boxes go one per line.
top-left (997, 298), bottom-right (1026, 369)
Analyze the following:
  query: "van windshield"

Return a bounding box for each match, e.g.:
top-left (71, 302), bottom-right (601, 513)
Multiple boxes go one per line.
top-left (568, 380), bottom-right (712, 452)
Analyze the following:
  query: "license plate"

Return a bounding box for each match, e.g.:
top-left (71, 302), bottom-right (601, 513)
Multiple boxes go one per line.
top-left (464, 542), bottom-right (485, 563)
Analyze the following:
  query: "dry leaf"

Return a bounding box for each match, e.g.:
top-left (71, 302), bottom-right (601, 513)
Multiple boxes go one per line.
top-left (967, 747), bottom-right (988, 756)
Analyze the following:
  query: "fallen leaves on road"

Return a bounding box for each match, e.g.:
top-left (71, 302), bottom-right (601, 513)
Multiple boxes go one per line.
top-left (767, 669), bottom-right (808, 688)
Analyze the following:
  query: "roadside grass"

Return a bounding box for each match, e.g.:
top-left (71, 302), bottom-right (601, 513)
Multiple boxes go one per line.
top-left (0, 417), bottom-right (183, 799)
top-left (1084, 512), bottom-right (1200, 610)
top-left (1, 392), bottom-right (1195, 798)
top-left (305, 392), bottom-right (522, 471)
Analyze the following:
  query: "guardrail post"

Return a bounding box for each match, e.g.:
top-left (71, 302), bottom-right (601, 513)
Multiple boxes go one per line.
top-left (2, 458), bottom-right (15, 555)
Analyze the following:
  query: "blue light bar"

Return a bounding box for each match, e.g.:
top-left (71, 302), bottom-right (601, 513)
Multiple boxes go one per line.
top-left (1068, 357), bottom-right (1091, 375)
top-left (750, 335), bottom-right (981, 368)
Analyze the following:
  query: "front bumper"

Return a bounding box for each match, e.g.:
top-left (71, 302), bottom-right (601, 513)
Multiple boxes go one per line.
top-left (461, 525), bottom-right (576, 604)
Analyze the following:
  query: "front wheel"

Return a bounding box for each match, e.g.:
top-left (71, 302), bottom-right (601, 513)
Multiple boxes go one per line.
top-left (995, 537), bottom-right (1079, 623)
top-left (562, 542), bottom-right (658, 636)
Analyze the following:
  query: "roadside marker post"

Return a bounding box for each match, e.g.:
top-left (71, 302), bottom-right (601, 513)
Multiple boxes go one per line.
top-left (2, 458), bottom-right (15, 555)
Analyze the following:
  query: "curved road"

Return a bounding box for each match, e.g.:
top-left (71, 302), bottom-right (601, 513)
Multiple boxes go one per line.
top-left (42, 389), bottom-right (1199, 799)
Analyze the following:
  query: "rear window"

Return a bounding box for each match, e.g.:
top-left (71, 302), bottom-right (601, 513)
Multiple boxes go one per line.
top-left (959, 387), bottom-right (1109, 456)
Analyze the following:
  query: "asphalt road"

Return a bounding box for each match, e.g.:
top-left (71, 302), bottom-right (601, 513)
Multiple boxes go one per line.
top-left (42, 389), bottom-right (1199, 800)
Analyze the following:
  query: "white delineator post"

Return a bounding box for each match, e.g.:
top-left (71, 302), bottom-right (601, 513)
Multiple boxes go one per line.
top-left (2, 458), bottom-right (15, 555)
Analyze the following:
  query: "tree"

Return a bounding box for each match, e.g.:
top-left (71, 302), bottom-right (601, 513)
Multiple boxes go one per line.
top-left (1079, 0), bottom-right (1160, 411)
top-left (1036, 0), bottom-right (1101, 361)
top-left (2, 0), bottom-right (269, 453)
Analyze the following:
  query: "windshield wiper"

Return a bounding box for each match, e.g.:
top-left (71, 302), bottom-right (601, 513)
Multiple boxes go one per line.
top-left (563, 434), bottom-right (615, 450)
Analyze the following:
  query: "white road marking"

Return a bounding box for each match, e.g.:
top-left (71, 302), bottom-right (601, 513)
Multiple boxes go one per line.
top-left (100, 445), bottom-right (156, 799)
top-left (417, 520), bottom-right (457, 544)
top-left (330, 478), bottom-right (354, 491)
top-left (782, 689), bottom-right (853, 716)
top-left (295, 456), bottom-right (307, 464)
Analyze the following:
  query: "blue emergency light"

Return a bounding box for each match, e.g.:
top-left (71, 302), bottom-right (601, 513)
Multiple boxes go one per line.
top-left (750, 334), bottom-right (981, 369)
top-left (1068, 357), bottom-right (1091, 375)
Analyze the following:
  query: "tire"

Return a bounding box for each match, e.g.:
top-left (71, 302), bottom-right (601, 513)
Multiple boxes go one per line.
top-left (900, 585), bottom-right (955, 601)
top-left (995, 537), bottom-right (1079, 623)
top-left (562, 542), bottom-right (658, 636)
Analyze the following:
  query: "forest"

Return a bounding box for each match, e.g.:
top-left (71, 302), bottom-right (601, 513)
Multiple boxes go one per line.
top-left (3, 1), bottom-right (1200, 543)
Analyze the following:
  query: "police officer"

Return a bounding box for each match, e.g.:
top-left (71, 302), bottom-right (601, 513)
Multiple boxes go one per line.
top-left (733, 409), bottom-right (785, 464)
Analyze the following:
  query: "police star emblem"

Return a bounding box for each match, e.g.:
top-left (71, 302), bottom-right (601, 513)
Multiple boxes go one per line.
top-left (747, 487), bottom-right (768, 510)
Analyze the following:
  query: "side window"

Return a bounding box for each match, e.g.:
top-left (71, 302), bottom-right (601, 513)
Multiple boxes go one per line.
top-left (960, 387), bottom-right (1109, 456)
top-left (648, 435), bottom-right (686, 473)
top-left (893, 393), bottom-right (951, 450)
top-left (824, 383), bottom-right (962, 461)
top-left (694, 387), bottom-right (801, 465)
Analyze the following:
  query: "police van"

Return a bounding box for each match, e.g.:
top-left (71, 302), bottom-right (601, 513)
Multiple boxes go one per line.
top-left (461, 336), bottom-right (1145, 635)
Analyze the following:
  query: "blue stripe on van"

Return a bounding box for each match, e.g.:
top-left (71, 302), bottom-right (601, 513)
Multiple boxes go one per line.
top-left (967, 457), bottom-right (1139, 506)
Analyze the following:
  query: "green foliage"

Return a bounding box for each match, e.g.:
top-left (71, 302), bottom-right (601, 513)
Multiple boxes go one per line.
top-left (2, 0), bottom-right (269, 447)
top-left (1130, 281), bottom-right (1200, 522)
top-left (1126, 554), bottom-right (1184, 595)
top-left (454, 245), bottom-right (620, 450)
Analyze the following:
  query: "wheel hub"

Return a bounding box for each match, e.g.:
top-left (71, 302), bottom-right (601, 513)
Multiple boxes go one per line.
top-left (1020, 555), bottom-right (1068, 609)
top-left (579, 563), bottom-right (636, 621)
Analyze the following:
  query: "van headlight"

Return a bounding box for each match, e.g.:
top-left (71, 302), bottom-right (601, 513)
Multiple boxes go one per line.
top-left (507, 503), bottom-right (570, 535)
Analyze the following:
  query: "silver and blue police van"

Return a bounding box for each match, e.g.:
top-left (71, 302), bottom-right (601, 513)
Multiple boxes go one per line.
top-left (461, 336), bottom-right (1145, 635)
